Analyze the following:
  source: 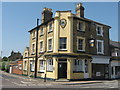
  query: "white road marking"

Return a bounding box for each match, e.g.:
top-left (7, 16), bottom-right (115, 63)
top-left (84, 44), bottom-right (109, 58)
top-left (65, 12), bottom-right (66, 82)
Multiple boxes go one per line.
top-left (21, 81), bottom-right (32, 84)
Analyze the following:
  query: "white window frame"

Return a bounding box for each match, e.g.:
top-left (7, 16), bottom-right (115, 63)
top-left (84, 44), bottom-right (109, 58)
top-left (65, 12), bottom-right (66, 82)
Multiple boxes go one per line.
top-left (73, 59), bottom-right (83, 72)
top-left (47, 59), bottom-right (53, 71)
top-left (30, 60), bottom-right (35, 72)
top-left (59, 37), bottom-right (67, 50)
top-left (47, 37), bottom-right (53, 51)
top-left (40, 40), bottom-right (43, 52)
top-left (77, 37), bottom-right (85, 51)
top-left (77, 21), bottom-right (85, 31)
top-left (97, 40), bottom-right (104, 54)
top-left (32, 30), bottom-right (36, 38)
top-left (39, 60), bottom-right (45, 72)
top-left (96, 24), bottom-right (103, 36)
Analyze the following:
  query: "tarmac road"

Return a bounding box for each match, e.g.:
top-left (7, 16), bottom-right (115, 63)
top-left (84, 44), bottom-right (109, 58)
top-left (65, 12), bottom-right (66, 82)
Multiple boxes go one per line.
top-left (0, 71), bottom-right (119, 89)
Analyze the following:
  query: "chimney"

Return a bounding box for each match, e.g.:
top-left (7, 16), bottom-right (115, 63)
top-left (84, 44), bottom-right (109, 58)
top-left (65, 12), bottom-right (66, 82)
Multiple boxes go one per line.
top-left (42, 8), bottom-right (53, 23)
top-left (76, 3), bottom-right (84, 18)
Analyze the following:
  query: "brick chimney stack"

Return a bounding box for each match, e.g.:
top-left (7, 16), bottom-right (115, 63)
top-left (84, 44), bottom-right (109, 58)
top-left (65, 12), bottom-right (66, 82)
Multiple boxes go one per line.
top-left (76, 3), bottom-right (84, 18)
top-left (42, 8), bottom-right (53, 23)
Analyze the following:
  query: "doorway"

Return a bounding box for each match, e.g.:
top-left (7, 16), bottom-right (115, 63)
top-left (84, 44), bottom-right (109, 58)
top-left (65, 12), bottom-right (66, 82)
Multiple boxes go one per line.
top-left (58, 59), bottom-right (67, 79)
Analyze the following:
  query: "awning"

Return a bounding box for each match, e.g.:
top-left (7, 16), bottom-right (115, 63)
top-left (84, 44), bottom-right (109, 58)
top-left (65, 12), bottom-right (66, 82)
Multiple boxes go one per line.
top-left (92, 55), bottom-right (111, 64)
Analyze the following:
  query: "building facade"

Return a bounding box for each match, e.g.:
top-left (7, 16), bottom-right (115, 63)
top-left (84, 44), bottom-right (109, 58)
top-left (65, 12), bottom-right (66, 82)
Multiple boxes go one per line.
top-left (23, 3), bottom-right (111, 80)
top-left (109, 40), bottom-right (120, 79)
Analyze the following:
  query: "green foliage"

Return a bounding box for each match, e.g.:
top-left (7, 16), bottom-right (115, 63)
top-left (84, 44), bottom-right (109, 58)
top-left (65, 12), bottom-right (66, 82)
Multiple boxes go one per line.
top-left (2, 57), bottom-right (8, 61)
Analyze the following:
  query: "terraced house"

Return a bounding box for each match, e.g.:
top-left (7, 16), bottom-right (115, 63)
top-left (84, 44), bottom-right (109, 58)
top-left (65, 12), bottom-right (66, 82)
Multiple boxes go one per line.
top-left (23, 3), bottom-right (111, 80)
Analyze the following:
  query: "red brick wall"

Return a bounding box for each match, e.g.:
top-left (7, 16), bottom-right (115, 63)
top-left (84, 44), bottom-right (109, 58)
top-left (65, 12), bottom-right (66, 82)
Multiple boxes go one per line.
top-left (12, 60), bottom-right (23, 75)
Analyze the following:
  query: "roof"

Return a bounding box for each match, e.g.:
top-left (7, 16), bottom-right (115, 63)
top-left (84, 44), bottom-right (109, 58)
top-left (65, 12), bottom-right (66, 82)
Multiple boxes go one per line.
top-left (110, 40), bottom-right (120, 48)
top-left (73, 16), bottom-right (111, 28)
top-left (28, 18), bottom-right (54, 32)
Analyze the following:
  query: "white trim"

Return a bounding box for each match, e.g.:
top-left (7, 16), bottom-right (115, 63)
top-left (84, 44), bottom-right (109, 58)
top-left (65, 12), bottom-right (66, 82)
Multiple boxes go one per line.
top-left (96, 24), bottom-right (103, 36)
top-left (96, 40), bottom-right (104, 54)
top-left (47, 37), bottom-right (53, 51)
top-left (77, 37), bottom-right (85, 51)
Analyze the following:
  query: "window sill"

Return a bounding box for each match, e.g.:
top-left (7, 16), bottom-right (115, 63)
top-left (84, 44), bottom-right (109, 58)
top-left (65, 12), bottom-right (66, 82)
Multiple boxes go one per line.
top-left (97, 34), bottom-right (103, 36)
top-left (32, 37), bottom-right (36, 40)
top-left (58, 49), bottom-right (67, 51)
top-left (38, 71), bottom-right (45, 73)
top-left (48, 31), bottom-right (53, 34)
top-left (30, 71), bottom-right (35, 72)
top-left (31, 53), bottom-right (35, 55)
top-left (97, 52), bottom-right (104, 55)
top-left (77, 50), bottom-right (85, 52)
top-left (47, 71), bottom-right (53, 72)
top-left (73, 71), bottom-right (84, 73)
top-left (77, 30), bottom-right (85, 32)
top-left (47, 50), bottom-right (53, 53)
top-left (40, 34), bottom-right (44, 37)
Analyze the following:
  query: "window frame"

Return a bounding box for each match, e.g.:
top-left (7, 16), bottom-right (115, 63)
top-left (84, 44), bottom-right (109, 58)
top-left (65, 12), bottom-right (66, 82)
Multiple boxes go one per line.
top-left (47, 37), bottom-right (53, 51)
top-left (40, 27), bottom-right (44, 36)
top-left (77, 37), bottom-right (85, 51)
top-left (39, 60), bottom-right (45, 72)
top-left (97, 40), bottom-right (104, 54)
top-left (30, 60), bottom-right (35, 72)
top-left (47, 59), bottom-right (53, 72)
top-left (59, 37), bottom-right (67, 50)
top-left (73, 59), bottom-right (83, 72)
top-left (96, 25), bottom-right (103, 36)
top-left (40, 41), bottom-right (43, 52)
top-left (49, 23), bottom-right (53, 32)
top-left (77, 21), bottom-right (85, 31)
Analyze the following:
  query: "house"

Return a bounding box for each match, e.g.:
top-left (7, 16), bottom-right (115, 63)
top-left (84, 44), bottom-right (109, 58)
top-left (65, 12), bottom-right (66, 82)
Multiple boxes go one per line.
top-left (109, 40), bottom-right (120, 79)
top-left (23, 3), bottom-right (111, 80)
top-left (9, 59), bottom-right (23, 75)
top-left (8, 51), bottom-right (23, 61)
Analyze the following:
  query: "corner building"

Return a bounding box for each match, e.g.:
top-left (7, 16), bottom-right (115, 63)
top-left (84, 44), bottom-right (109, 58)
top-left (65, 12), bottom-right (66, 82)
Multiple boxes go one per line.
top-left (23, 3), bottom-right (111, 80)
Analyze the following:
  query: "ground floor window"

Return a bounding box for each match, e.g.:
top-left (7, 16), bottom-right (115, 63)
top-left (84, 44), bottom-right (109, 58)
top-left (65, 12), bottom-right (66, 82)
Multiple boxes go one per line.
top-left (24, 61), bottom-right (27, 70)
top-left (85, 59), bottom-right (88, 73)
top-left (39, 60), bottom-right (45, 72)
top-left (47, 59), bottom-right (53, 71)
top-left (30, 60), bottom-right (35, 72)
top-left (73, 59), bottom-right (83, 72)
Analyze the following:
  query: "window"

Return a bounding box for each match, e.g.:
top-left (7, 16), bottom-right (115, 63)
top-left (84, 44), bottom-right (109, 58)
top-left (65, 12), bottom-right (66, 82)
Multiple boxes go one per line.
top-left (73, 59), bottom-right (83, 72)
top-left (24, 61), bottom-right (27, 70)
top-left (49, 23), bottom-right (52, 32)
top-left (25, 53), bottom-right (27, 57)
top-left (32, 31), bottom-right (36, 37)
top-left (47, 59), bottom-right (53, 71)
top-left (40, 41), bottom-right (43, 52)
top-left (19, 64), bottom-right (22, 70)
top-left (48, 39), bottom-right (52, 51)
top-left (59, 38), bottom-right (67, 50)
top-left (85, 59), bottom-right (88, 73)
top-left (78, 22), bottom-right (84, 31)
top-left (30, 61), bottom-right (35, 72)
top-left (77, 38), bottom-right (85, 51)
top-left (97, 40), bottom-right (104, 54)
top-left (32, 44), bottom-right (35, 52)
top-left (96, 25), bottom-right (103, 36)
top-left (40, 27), bottom-right (44, 35)
top-left (39, 60), bottom-right (45, 72)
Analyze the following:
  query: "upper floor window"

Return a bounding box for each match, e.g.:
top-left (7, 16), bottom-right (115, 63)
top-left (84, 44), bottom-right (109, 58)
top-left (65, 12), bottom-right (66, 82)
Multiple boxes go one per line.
top-left (32, 31), bottom-right (36, 37)
top-left (77, 37), bottom-right (85, 51)
top-left (48, 39), bottom-right (52, 51)
top-left (49, 23), bottom-right (52, 32)
top-left (97, 40), bottom-right (104, 54)
top-left (40, 41), bottom-right (43, 52)
top-left (40, 27), bottom-right (44, 35)
top-left (73, 59), bottom-right (83, 72)
top-left (59, 38), bottom-right (67, 50)
top-left (47, 59), bottom-right (53, 71)
top-left (32, 44), bottom-right (35, 52)
top-left (39, 60), bottom-right (45, 72)
top-left (96, 25), bottom-right (103, 36)
top-left (77, 21), bottom-right (85, 31)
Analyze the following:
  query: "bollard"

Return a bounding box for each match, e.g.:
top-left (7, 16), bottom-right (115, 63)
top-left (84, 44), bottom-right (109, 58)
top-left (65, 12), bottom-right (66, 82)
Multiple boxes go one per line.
top-left (44, 74), bottom-right (46, 82)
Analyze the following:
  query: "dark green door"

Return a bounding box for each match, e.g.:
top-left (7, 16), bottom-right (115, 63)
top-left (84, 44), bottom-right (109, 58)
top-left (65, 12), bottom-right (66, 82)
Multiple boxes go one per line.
top-left (58, 62), bottom-right (67, 78)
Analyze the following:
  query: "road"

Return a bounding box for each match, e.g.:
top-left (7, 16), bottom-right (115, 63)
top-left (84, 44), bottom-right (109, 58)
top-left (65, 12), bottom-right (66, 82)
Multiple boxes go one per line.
top-left (0, 71), bottom-right (120, 89)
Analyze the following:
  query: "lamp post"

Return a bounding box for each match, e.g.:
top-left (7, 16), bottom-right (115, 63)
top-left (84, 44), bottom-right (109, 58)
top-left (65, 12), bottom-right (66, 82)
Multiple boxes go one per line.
top-left (34, 18), bottom-right (39, 78)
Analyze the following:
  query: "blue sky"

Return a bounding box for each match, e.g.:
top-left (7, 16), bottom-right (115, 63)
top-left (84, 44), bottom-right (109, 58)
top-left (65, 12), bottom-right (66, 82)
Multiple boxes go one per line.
top-left (2, 2), bottom-right (118, 57)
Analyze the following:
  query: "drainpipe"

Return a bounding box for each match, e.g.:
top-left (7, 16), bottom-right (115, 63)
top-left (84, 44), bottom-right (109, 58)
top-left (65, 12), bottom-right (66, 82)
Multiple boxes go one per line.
top-left (34, 18), bottom-right (39, 78)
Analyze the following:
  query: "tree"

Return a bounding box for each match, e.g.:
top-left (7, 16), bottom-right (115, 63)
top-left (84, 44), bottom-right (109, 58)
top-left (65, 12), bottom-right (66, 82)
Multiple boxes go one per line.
top-left (2, 57), bottom-right (8, 61)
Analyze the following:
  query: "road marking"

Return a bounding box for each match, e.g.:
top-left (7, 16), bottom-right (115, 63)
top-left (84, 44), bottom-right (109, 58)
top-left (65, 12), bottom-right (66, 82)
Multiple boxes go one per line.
top-left (21, 81), bottom-right (32, 84)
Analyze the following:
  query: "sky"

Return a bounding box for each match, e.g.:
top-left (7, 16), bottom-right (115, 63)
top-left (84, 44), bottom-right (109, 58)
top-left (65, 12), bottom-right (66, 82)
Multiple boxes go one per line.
top-left (2, 2), bottom-right (118, 57)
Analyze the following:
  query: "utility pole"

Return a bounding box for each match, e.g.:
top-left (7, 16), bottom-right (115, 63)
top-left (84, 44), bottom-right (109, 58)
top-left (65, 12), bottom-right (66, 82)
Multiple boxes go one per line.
top-left (34, 18), bottom-right (39, 78)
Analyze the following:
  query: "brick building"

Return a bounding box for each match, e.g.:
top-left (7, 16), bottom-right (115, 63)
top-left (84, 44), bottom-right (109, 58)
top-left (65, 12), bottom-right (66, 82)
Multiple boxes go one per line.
top-left (23, 3), bottom-right (111, 80)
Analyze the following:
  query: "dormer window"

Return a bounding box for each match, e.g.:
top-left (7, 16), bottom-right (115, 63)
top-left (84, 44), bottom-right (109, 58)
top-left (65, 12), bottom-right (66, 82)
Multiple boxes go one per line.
top-left (96, 25), bottom-right (103, 36)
